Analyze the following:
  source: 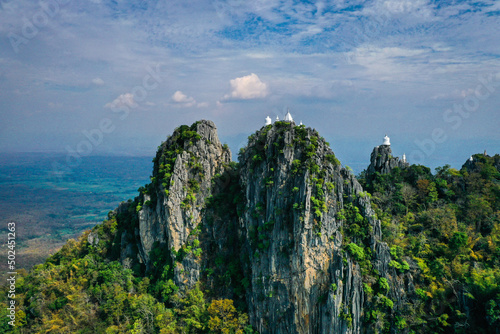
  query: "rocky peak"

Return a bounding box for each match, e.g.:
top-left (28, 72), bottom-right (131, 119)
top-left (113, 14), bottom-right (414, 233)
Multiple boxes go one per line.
top-left (115, 120), bottom-right (412, 333)
top-left (119, 120), bottom-right (231, 285)
top-left (462, 152), bottom-right (500, 174)
top-left (235, 122), bottom-right (406, 333)
top-left (367, 144), bottom-right (408, 176)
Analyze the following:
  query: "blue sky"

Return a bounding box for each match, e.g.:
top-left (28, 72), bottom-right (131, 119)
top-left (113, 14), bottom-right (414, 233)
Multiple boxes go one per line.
top-left (0, 0), bottom-right (499, 172)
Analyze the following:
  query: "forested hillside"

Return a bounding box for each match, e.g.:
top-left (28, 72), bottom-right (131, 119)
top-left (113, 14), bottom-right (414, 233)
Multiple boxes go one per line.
top-left (358, 153), bottom-right (500, 332)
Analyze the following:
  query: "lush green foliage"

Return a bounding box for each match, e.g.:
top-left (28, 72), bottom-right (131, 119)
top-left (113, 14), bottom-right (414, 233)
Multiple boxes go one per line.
top-left (359, 154), bottom-right (500, 333)
top-left (0, 215), bottom-right (253, 333)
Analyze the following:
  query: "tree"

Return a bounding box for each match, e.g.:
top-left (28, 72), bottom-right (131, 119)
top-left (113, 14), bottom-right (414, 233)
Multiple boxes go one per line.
top-left (208, 299), bottom-right (249, 334)
top-left (176, 285), bottom-right (208, 333)
top-left (466, 194), bottom-right (493, 234)
top-left (400, 183), bottom-right (417, 214)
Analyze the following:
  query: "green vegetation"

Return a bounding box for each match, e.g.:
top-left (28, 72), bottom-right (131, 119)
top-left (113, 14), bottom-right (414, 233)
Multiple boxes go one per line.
top-left (359, 153), bottom-right (500, 333)
top-left (152, 122), bottom-right (203, 196)
top-left (0, 212), bottom-right (254, 333)
top-left (345, 242), bottom-right (365, 261)
top-left (326, 154), bottom-right (340, 166)
top-left (337, 202), bottom-right (372, 243)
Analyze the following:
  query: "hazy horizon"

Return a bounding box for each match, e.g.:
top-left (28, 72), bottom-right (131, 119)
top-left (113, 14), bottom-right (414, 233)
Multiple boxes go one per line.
top-left (1, 132), bottom-right (493, 175)
top-left (1, 1), bottom-right (499, 171)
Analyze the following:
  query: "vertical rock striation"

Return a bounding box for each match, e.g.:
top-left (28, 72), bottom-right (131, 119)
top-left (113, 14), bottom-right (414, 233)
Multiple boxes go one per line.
top-left (237, 122), bottom-right (408, 333)
top-left (120, 120), bottom-right (231, 288)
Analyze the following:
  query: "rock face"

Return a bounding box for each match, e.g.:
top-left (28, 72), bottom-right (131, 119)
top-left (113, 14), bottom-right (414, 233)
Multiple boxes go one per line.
top-left (119, 120), bottom-right (231, 287)
top-left (367, 144), bottom-right (409, 176)
top-left (116, 120), bottom-right (411, 333)
top-left (238, 123), bottom-right (364, 333)
top-left (237, 123), bottom-right (409, 333)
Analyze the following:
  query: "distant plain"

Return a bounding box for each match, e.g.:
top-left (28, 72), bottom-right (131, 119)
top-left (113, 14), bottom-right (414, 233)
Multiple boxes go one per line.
top-left (0, 153), bottom-right (151, 277)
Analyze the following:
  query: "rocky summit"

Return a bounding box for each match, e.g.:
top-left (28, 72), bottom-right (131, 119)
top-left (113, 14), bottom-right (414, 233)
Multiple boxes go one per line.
top-left (367, 144), bottom-right (409, 177)
top-left (102, 120), bottom-right (413, 333)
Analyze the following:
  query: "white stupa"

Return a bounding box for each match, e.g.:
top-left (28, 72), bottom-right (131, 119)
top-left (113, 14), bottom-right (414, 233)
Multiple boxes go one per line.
top-left (276, 115), bottom-right (280, 121)
top-left (402, 153), bottom-right (407, 163)
top-left (265, 116), bottom-right (272, 125)
top-left (469, 156), bottom-right (474, 162)
top-left (300, 121), bottom-right (303, 125)
top-left (383, 134), bottom-right (390, 146)
top-left (284, 111), bottom-right (293, 122)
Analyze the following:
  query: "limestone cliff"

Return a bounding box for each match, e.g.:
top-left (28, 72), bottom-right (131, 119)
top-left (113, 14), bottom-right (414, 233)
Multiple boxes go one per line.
top-left (237, 122), bottom-right (411, 333)
top-left (117, 120), bottom-right (231, 288)
top-left (113, 120), bottom-right (412, 333)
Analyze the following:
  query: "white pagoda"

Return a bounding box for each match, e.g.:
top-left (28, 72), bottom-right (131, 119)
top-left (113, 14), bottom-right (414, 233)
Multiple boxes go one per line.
top-left (402, 153), bottom-right (407, 163)
top-left (265, 116), bottom-right (272, 125)
top-left (284, 111), bottom-right (293, 122)
top-left (383, 134), bottom-right (390, 146)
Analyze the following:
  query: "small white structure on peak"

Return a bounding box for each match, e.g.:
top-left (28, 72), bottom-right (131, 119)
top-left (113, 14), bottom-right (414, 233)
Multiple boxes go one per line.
top-left (383, 134), bottom-right (390, 146)
top-left (265, 116), bottom-right (272, 126)
top-left (284, 111), bottom-right (293, 122)
top-left (469, 156), bottom-right (474, 162)
top-left (402, 153), bottom-right (407, 163)
top-left (276, 115), bottom-right (280, 121)
top-left (300, 121), bottom-right (303, 126)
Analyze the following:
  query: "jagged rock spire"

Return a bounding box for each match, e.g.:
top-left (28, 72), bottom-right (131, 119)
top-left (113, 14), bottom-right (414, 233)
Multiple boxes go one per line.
top-left (367, 139), bottom-right (408, 176)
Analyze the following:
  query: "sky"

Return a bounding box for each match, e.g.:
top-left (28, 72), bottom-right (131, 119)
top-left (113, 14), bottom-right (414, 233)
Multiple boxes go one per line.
top-left (1, 0), bottom-right (499, 173)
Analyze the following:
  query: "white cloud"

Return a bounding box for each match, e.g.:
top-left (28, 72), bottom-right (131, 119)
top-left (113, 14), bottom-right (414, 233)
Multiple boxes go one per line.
top-left (223, 73), bottom-right (268, 100)
top-left (92, 77), bottom-right (105, 86)
top-left (346, 46), bottom-right (429, 81)
top-left (170, 91), bottom-right (208, 108)
top-left (382, 0), bottom-right (431, 15)
top-left (431, 89), bottom-right (471, 100)
top-left (172, 90), bottom-right (196, 107)
top-left (362, 0), bottom-right (435, 20)
top-left (104, 93), bottom-right (136, 109)
top-left (172, 90), bottom-right (194, 103)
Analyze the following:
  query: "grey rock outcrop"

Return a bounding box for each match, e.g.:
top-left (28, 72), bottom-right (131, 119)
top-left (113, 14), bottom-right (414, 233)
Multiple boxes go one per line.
top-left (120, 120), bottom-right (231, 288)
top-left (116, 120), bottom-right (411, 333)
top-left (367, 144), bottom-right (408, 176)
top-left (237, 123), bottom-right (409, 333)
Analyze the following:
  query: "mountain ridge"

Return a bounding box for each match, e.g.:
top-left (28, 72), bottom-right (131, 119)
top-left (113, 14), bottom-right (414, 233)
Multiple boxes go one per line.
top-left (3, 119), bottom-right (499, 334)
top-left (99, 119), bottom-right (412, 333)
